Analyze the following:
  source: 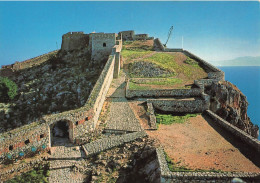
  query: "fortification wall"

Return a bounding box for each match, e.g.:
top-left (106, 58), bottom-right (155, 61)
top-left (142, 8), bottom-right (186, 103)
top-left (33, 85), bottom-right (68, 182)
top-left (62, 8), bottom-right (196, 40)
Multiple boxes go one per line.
top-left (0, 49), bottom-right (117, 161)
top-left (156, 148), bottom-right (260, 182)
top-left (148, 98), bottom-right (209, 113)
top-left (91, 33), bottom-right (116, 61)
top-left (126, 80), bottom-right (202, 98)
top-left (119, 30), bottom-right (135, 41)
top-left (61, 32), bottom-right (89, 52)
top-left (0, 122), bottom-right (50, 163)
top-left (0, 50), bottom-right (58, 73)
top-left (206, 110), bottom-right (260, 153)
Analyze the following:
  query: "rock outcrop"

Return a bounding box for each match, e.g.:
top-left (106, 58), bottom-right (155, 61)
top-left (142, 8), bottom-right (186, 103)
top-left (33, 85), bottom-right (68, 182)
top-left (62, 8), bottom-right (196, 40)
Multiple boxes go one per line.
top-left (206, 81), bottom-right (259, 138)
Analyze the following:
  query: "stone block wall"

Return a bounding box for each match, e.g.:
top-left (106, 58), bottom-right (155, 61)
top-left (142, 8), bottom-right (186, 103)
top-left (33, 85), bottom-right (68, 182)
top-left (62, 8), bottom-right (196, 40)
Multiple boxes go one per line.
top-left (90, 33), bottom-right (116, 61)
top-left (0, 50), bottom-right (58, 72)
top-left (206, 110), bottom-right (260, 153)
top-left (61, 32), bottom-right (89, 52)
top-left (126, 80), bottom-right (202, 98)
top-left (148, 98), bottom-right (209, 113)
top-left (134, 34), bottom-right (149, 40)
top-left (0, 41), bottom-right (118, 161)
top-left (0, 122), bottom-right (49, 163)
top-left (82, 131), bottom-right (147, 156)
top-left (118, 30), bottom-right (135, 41)
top-left (156, 148), bottom-right (260, 182)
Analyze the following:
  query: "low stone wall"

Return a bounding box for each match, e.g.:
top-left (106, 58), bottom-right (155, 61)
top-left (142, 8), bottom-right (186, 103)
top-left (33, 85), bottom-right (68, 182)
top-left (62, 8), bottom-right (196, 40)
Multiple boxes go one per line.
top-left (82, 131), bottom-right (147, 156)
top-left (0, 122), bottom-right (50, 163)
top-left (182, 50), bottom-right (222, 74)
top-left (148, 98), bottom-right (209, 113)
top-left (206, 110), bottom-right (260, 154)
top-left (126, 81), bottom-right (202, 99)
top-left (147, 103), bottom-right (157, 130)
top-left (156, 148), bottom-right (260, 182)
top-left (164, 48), bottom-right (183, 52)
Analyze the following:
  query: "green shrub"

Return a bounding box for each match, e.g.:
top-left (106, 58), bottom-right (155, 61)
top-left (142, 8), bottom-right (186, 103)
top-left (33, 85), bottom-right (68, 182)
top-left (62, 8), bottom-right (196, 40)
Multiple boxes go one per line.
top-left (0, 77), bottom-right (18, 102)
top-left (156, 113), bottom-right (199, 125)
top-left (5, 165), bottom-right (49, 183)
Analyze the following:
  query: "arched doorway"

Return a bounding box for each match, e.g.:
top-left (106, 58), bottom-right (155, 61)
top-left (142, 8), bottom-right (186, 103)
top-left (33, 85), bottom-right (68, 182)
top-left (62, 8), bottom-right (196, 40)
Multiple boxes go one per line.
top-left (50, 120), bottom-right (73, 146)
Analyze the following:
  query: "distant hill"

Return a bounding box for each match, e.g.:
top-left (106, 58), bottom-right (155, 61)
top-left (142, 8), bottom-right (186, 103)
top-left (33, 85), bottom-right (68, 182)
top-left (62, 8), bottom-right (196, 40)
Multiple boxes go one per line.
top-left (211, 56), bottom-right (260, 66)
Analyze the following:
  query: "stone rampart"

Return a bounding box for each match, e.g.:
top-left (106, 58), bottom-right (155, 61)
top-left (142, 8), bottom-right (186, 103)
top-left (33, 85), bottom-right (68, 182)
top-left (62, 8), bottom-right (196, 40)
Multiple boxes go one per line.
top-left (0, 50), bottom-right (117, 161)
top-left (61, 32), bottom-right (89, 52)
top-left (82, 131), bottom-right (147, 156)
top-left (0, 122), bottom-right (50, 163)
top-left (148, 98), bottom-right (209, 113)
top-left (126, 80), bottom-right (202, 99)
top-left (156, 148), bottom-right (260, 182)
top-left (90, 33), bottom-right (116, 61)
top-left (206, 110), bottom-right (260, 153)
top-left (0, 50), bottom-right (58, 72)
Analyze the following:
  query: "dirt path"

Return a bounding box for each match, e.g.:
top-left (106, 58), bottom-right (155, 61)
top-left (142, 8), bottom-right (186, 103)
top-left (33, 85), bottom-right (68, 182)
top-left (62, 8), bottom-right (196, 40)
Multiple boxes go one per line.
top-left (130, 102), bottom-right (260, 173)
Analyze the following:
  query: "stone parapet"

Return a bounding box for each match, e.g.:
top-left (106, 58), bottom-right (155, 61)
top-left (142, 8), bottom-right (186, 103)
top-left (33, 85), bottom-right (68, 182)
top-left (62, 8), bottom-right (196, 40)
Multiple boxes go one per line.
top-left (206, 110), bottom-right (260, 154)
top-left (156, 148), bottom-right (260, 182)
top-left (147, 98), bottom-right (209, 113)
top-left (82, 131), bottom-right (147, 156)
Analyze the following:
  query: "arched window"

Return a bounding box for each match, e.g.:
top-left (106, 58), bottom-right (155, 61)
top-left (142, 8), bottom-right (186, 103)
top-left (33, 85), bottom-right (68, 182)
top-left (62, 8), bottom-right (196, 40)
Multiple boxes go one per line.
top-left (103, 43), bottom-right (106, 47)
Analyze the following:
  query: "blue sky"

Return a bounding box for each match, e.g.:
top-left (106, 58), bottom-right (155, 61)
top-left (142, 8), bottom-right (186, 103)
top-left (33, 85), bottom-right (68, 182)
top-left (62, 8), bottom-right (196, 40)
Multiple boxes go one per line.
top-left (0, 1), bottom-right (260, 66)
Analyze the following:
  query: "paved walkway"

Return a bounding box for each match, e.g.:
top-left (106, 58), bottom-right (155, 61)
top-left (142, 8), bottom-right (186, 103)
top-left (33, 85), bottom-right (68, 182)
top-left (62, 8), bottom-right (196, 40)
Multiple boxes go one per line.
top-left (48, 141), bottom-right (87, 183)
top-left (105, 71), bottom-right (143, 133)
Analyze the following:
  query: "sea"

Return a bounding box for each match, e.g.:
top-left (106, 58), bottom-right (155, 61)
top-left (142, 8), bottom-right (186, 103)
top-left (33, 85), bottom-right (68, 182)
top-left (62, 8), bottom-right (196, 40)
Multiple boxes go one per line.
top-left (217, 66), bottom-right (260, 139)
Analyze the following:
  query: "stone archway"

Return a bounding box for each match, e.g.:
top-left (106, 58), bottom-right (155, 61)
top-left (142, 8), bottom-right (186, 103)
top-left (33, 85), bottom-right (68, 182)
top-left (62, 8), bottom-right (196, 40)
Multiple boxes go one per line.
top-left (50, 120), bottom-right (73, 146)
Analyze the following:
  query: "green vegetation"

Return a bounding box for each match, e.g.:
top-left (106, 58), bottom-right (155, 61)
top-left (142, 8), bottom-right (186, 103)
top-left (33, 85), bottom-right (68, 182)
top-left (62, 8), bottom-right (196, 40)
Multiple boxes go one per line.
top-left (164, 151), bottom-right (223, 172)
top-left (5, 165), bottom-right (49, 183)
top-left (128, 82), bottom-right (151, 90)
top-left (134, 78), bottom-right (182, 86)
top-left (0, 77), bottom-right (18, 102)
top-left (164, 151), bottom-right (191, 172)
top-left (143, 53), bottom-right (206, 78)
top-left (121, 49), bottom-right (152, 61)
top-left (184, 57), bottom-right (199, 67)
top-left (122, 41), bottom-right (133, 45)
top-left (156, 113), bottom-right (199, 125)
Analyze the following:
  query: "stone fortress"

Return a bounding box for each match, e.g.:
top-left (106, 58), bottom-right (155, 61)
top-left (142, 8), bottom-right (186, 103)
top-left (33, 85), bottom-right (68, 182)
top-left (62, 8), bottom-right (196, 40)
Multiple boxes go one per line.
top-left (0, 30), bottom-right (260, 182)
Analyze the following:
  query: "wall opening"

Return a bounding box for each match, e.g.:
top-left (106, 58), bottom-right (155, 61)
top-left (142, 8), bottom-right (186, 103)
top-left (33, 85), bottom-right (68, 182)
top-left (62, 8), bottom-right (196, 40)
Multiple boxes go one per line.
top-left (25, 139), bottom-right (30, 145)
top-left (103, 43), bottom-right (106, 47)
top-left (51, 120), bottom-right (73, 146)
top-left (9, 145), bottom-right (13, 151)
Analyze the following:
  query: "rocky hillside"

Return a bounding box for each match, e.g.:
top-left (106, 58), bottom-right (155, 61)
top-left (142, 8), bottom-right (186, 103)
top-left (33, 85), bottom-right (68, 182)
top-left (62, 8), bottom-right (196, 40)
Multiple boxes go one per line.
top-left (0, 50), bottom-right (105, 133)
top-left (206, 81), bottom-right (259, 138)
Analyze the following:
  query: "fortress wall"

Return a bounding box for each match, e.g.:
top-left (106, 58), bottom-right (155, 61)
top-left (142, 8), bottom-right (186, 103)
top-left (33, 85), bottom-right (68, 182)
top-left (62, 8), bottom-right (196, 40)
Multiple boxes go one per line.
top-left (0, 122), bottom-right (50, 163)
top-left (91, 33), bottom-right (116, 61)
top-left (183, 50), bottom-right (225, 81)
top-left (148, 98), bottom-right (209, 113)
top-left (206, 110), bottom-right (260, 154)
top-left (126, 81), bottom-right (202, 98)
top-left (61, 32), bottom-right (89, 52)
top-left (0, 50), bottom-right (58, 72)
top-left (0, 51), bottom-right (117, 161)
top-left (156, 148), bottom-right (260, 182)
